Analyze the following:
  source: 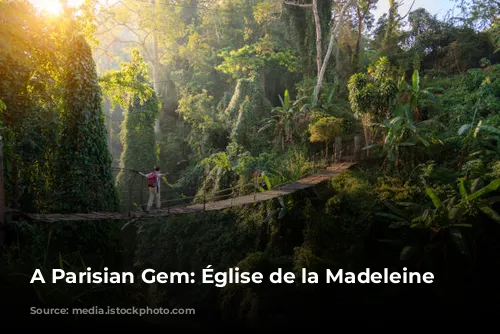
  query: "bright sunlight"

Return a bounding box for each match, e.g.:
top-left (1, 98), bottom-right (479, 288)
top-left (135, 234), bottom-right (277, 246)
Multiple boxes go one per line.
top-left (28, 0), bottom-right (84, 15)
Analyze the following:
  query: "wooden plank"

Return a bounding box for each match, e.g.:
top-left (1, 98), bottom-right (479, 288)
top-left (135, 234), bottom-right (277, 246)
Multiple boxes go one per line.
top-left (21, 163), bottom-right (355, 222)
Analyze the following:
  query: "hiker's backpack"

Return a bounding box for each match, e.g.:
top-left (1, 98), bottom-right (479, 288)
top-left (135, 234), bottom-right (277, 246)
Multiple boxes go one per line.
top-left (148, 172), bottom-right (158, 188)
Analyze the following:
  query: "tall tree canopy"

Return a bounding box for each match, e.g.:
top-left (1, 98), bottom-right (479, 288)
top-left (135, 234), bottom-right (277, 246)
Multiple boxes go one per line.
top-left (54, 35), bottom-right (118, 213)
top-left (100, 49), bottom-right (159, 205)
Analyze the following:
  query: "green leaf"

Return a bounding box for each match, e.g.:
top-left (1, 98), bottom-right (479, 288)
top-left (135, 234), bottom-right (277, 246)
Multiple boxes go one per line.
top-left (389, 116), bottom-right (403, 125)
top-left (416, 134), bottom-right (430, 147)
top-left (383, 201), bottom-right (408, 219)
top-left (425, 187), bottom-right (442, 210)
top-left (463, 178), bottom-right (500, 203)
top-left (326, 85), bottom-right (335, 105)
top-left (479, 124), bottom-right (500, 136)
top-left (412, 70), bottom-right (420, 92)
top-left (397, 142), bottom-right (416, 147)
top-left (458, 178), bottom-right (468, 199)
top-left (447, 224), bottom-right (472, 228)
top-left (477, 203), bottom-right (500, 223)
top-left (283, 89), bottom-right (290, 107)
top-left (400, 245), bottom-right (417, 261)
top-left (410, 221), bottom-right (427, 228)
top-left (458, 124), bottom-right (471, 136)
top-left (362, 144), bottom-right (380, 150)
top-left (448, 206), bottom-right (466, 221)
top-left (278, 207), bottom-right (288, 219)
top-left (425, 86), bottom-right (445, 93)
top-left (262, 174), bottom-right (272, 190)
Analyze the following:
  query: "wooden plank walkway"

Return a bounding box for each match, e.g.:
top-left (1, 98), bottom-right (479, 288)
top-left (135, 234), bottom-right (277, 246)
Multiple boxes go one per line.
top-left (24, 162), bottom-right (355, 222)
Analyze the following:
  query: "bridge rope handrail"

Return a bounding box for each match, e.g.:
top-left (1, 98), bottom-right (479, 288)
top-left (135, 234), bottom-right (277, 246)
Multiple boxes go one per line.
top-left (5, 161), bottom-right (356, 221)
top-left (6, 139), bottom-right (359, 219)
top-left (130, 163), bottom-right (350, 213)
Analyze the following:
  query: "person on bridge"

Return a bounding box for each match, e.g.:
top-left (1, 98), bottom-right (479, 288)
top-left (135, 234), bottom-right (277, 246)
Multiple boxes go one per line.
top-left (138, 165), bottom-right (167, 213)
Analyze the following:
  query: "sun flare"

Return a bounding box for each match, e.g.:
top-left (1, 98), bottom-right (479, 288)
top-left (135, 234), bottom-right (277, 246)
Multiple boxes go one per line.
top-left (32, 0), bottom-right (63, 15)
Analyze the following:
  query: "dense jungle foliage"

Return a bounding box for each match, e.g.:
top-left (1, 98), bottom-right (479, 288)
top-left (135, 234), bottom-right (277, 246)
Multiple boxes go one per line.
top-left (1, 0), bottom-right (500, 327)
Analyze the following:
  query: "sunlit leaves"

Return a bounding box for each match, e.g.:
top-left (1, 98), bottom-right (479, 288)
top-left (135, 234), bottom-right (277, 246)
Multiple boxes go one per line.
top-left (216, 37), bottom-right (297, 79)
top-left (0, 0), bottom-right (74, 211)
top-left (99, 49), bottom-right (154, 108)
top-left (177, 89), bottom-right (215, 128)
top-left (100, 48), bottom-right (159, 205)
top-left (253, 2), bottom-right (274, 25)
top-left (179, 32), bottom-right (212, 71)
top-left (216, 45), bottom-right (266, 79)
top-left (94, 0), bottom-right (185, 71)
top-left (0, 0), bottom-right (52, 62)
top-left (309, 116), bottom-right (343, 144)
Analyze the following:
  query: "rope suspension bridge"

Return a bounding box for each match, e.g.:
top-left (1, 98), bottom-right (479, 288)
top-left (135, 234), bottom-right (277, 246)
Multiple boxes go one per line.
top-left (1, 135), bottom-right (363, 224)
top-left (10, 161), bottom-right (356, 223)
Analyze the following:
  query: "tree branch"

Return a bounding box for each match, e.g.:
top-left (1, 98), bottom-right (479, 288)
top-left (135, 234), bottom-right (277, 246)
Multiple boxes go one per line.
top-left (107, 15), bottom-right (146, 41)
top-left (312, 0), bottom-right (322, 75)
top-left (113, 0), bottom-right (141, 14)
top-left (398, 0), bottom-right (416, 21)
top-left (284, 1), bottom-right (313, 8)
top-left (108, 36), bottom-right (142, 46)
top-left (313, 0), bottom-right (356, 104)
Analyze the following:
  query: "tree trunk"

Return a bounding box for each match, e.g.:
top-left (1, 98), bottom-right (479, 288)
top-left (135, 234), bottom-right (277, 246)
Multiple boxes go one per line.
top-left (335, 136), bottom-right (342, 162)
top-left (312, 0), bottom-right (322, 76)
top-left (362, 114), bottom-right (371, 156)
top-left (353, 5), bottom-right (362, 70)
top-left (313, 0), bottom-right (355, 104)
top-left (382, 0), bottom-right (397, 55)
top-left (334, 37), bottom-right (341, 92)
top-left (354, 135), bottom-right (362, 161)
top-left (151, 0), bottom-right (161, 136)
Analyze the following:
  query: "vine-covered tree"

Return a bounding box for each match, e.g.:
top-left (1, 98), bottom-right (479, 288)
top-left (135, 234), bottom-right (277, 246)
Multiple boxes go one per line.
top-left (100, 49), bottom-right (158, 206)
top-left (226, 76), bottom-right (273, 155)
top-left (54, 35), bottom-right (118, 213)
